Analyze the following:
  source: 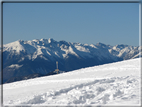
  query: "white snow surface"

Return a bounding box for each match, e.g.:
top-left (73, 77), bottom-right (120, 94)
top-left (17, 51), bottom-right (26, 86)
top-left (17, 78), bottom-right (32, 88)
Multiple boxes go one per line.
top-left (3, 41), bottom-right (25, 54)
top-left (8, 64), bottom-right (23, 69)
top-left (3, 58), bottom-right (141, 106)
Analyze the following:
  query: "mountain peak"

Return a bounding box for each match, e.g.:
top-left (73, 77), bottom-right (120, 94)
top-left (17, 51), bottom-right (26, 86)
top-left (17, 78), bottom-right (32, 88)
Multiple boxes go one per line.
top-left (48, 38), bottom-right (55, 43)
top-left (18, 39), bottom-right (24, 42)
top-left (115, 44), bottom-right (129, 49)
top-left (96, 42), bottom-right (107, 47)
top-left (40, 38), bottom-right (47, 41)
top-left (59, 40), bottom-right (70, 46)
top-left (38, 38), bottom-right (56, 44)
top-left (96, 42), bottom-right (105, 45)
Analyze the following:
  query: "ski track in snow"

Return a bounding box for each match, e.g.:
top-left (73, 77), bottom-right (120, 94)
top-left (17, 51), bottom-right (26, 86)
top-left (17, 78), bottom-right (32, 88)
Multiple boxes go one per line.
top-left (4, 76), bottom-right (141, 106)
top-left (18, 76), bottom-right (140, 106)
top-left (3, 58), bottom-right (141, 106)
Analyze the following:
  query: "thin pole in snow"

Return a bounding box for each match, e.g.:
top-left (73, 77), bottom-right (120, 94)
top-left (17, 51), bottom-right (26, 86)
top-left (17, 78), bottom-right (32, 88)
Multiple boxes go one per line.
top-left (56, 61), bottom-right (58, 69)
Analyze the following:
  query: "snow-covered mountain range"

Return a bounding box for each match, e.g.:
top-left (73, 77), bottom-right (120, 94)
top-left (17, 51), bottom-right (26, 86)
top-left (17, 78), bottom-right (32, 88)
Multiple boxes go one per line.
top-left (1, 38), bottom-right (141, 83)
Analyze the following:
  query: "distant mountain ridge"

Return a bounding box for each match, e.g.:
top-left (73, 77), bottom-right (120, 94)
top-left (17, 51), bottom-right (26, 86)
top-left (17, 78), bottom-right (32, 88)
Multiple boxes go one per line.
top-left (1, 38), bottom-right (141, 83)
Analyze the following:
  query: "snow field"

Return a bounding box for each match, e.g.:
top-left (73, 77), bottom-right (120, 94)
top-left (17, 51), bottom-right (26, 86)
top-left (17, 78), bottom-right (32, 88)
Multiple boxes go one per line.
top-left (17, 76), bottom-right (140, 106)
top-left (3, 58), bottom-right (141, 106)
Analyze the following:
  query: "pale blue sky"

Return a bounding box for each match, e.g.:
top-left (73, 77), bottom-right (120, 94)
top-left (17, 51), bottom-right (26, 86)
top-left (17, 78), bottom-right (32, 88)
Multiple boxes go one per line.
top-left (3, 3), bottom-right (139, 46)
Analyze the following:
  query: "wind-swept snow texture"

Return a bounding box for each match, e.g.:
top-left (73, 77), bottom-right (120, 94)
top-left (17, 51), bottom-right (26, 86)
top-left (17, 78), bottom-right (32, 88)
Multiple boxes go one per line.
top-left (3, 58), bottom-right (141, 106)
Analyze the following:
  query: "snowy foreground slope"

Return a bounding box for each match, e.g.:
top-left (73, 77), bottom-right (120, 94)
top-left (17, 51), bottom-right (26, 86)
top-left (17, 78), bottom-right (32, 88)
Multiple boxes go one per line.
top-left (3, 58), bottom-right (141, 106)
